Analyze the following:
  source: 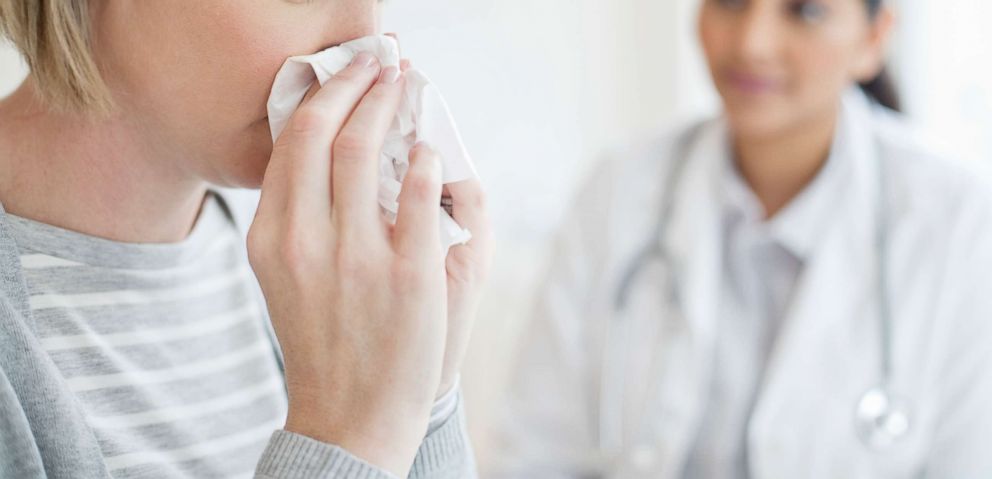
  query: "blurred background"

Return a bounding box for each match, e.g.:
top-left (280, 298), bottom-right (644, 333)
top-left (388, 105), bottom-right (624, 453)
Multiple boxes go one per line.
top-left (2, 0), bottom-right (990, 471)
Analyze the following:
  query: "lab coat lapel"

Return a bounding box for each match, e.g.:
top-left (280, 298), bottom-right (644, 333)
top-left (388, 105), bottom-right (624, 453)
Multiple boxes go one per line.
top-left (667, 120), bottom-right (727, 377)
top-left (748, 95), bottom-right (882, 478)
top-left (641, 120), bottom-right (727, 476)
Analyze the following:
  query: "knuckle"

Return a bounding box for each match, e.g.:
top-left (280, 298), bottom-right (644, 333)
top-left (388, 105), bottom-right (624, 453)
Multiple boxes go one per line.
top-left (260, 218), bottom-right (324, 280)
top-left (246, 227), bottom-right (274, 269)
top-left (463, 186), bottom-right (488, 211)
top-left (248, 223), bottom-right (320, 283)
top-left (269, 137), bottom-right (295, 163)
top-left (411, 144), bottom-right (439, 162)
top-left (288, 105), bottom-right (331, 137)
top-left (329, 67), bottom-right (360, 83)
top-left (332, 130), bottom-right (373, 159)
top-left (448, 253), bottom-right (487, 286)
top-left (389, 259), bottom-right (431, 294)
top-left (329, 64), bottom-right (370, 83)
top-left (404, 171), bottom-right (439, 202)
top-left (333, 247), bottom-right (374, 282)
top-left (277, 230), bottom-right (314, 274)
top-left (363, 84), bottom-right (393, 102)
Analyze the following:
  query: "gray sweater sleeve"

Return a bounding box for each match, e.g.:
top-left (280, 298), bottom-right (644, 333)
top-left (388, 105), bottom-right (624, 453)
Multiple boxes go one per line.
top-left (254, 395), bottom-right (476, 479)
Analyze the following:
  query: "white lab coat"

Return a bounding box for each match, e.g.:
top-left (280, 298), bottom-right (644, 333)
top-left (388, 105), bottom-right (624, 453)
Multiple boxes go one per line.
top-left (490, 92), bottom-right (992, 479)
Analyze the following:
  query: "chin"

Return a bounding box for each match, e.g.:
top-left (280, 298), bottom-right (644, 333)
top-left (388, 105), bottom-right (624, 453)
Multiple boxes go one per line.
top-left (202, 144), bottom-right (271, 190)
top-left (214, 126), bottom-right (274, 189)
top-left (722, 103), bottom-right (796, 141)
top-left (227, 153), bottom-right (270, 189)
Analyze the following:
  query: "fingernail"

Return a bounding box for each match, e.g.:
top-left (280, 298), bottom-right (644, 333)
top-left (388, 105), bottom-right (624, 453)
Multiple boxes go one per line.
top-left (379, 66), bottom-right (402, 84)
top-left (350, 52), bottom-right (376, 68)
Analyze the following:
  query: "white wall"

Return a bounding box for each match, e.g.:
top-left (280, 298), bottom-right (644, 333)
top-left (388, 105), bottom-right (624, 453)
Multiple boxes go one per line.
top-left (0, 40), bottom-right (27, 97)
top-left (895, 0), bottom-right (992, 162)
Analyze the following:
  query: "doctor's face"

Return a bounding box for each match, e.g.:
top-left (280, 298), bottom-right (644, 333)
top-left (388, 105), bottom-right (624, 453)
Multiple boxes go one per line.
top-left (88, 0), bottom-right (379, 188)
top-left (698, 0), bottom-right (891, 139)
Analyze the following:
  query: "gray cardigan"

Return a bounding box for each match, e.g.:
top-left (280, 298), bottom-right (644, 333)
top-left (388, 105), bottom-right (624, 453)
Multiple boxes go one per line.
top-left (0, 189), bottom-right (476, 479)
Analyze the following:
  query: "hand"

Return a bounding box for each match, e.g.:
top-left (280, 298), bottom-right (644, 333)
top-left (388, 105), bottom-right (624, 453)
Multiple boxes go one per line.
top-left (247, 52), bottom-right (447, 477)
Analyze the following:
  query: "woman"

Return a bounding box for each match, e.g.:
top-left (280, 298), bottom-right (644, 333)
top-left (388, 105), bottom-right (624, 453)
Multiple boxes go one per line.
top-left (0, 1), bottom-right (490, 478)
top-left (492, 0), bottom-right (992, 477)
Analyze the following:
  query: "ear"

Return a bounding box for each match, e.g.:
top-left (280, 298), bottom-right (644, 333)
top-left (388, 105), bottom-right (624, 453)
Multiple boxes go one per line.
top-left (852, 6), bottom-right (896, 83)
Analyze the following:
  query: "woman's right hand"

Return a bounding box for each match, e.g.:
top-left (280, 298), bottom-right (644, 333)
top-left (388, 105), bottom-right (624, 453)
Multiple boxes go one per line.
top-left (247, 52), bottom-right (448, 477)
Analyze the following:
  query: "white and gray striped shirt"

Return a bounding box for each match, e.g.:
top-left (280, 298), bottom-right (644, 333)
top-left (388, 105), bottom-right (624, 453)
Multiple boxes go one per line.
top-left (7, 193), bottom-right (288, 478)
top-left (1, 190), bottom-right (467, 478)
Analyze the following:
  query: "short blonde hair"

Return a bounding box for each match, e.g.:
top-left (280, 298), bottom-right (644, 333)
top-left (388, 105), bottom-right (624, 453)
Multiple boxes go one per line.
top-left (0, 0), bottom-right (112, 114)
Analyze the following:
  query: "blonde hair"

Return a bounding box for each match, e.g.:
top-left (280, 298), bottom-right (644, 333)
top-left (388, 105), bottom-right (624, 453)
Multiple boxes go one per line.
top-left (0, 0), bottom-right (112, 114)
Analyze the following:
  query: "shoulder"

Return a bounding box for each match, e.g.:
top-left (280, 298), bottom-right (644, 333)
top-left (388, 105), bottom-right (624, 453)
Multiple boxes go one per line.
top-left (872, 107), bottom-right (992, 238)
top-left (0, 204), bottom-right (30, 317)
top-left (873, 109), bottom-right (992, 334)
top-left (557, 117), bottom-right (719, 256)
top-left (580, 116), bottom-right (718, 203)
top-left (605, 117), bottom-right (713, 173)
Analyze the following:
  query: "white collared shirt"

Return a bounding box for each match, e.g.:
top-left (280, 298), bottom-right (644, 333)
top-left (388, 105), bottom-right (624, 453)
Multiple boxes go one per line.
top-left (684, 128), bottom-right (849, 478)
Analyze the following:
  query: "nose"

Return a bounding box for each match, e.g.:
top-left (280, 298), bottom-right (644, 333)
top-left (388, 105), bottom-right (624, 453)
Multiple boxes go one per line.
top-left (734, 5), bottom-right (782, 64)
top-left (311, 2), bottom-right (379, 53)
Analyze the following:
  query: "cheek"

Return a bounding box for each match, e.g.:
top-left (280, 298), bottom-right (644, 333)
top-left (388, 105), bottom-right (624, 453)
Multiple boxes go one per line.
top-left (97, 1), bottom-right (379, 186)
top-left (149, 1), bottom-right (379, 128)
top-left (172, 14), bottom-right (303, 128)
top-left (198, 6), bottom-right (379, 187)
top-left (698, 9), bottom-right (731, 71)
top-left (210, 0), bottom-right (381, 123)
top-left (787, 35), bottom-right (861, 110)
top-left (787, 12), bottom-right (871, 100)
top-left (97, 3), bottom-right (282, 141)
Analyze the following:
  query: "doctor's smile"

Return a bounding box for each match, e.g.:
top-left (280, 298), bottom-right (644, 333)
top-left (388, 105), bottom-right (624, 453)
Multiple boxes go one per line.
top-left (1, 0), bottom-right (990, 478)
top-left (721, 70), bottom-right (786, 96)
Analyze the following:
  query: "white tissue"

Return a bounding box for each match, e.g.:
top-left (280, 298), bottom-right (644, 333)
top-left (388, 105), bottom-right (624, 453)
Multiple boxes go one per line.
top-left (267, 35), bottom-right (477, 252)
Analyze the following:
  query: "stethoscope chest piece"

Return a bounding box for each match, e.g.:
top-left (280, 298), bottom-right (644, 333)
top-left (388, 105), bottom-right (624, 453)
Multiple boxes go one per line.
top-left (855, 386), bottom-right (912, 450)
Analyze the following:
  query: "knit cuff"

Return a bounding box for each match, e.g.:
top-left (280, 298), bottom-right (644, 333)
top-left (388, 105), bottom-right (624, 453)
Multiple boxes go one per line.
top-left (409, 396), bottom-right (473, 478)
top-left (256, 392), bottom-right (472, 479)
top-left (255, 430), bottom-right (397, 479)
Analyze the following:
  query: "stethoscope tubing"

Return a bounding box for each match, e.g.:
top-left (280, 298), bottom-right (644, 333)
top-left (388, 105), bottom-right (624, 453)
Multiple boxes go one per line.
top-left (601, 121), bottom-right (906, 464)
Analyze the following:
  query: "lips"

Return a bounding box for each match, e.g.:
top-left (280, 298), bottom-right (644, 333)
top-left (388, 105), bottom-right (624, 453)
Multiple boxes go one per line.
top-left (725, 70), bottom-right (784, 95)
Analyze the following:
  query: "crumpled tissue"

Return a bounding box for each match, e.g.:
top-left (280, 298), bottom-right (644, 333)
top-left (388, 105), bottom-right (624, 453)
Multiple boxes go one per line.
top-left (267, 35), bottom-right (477, 252)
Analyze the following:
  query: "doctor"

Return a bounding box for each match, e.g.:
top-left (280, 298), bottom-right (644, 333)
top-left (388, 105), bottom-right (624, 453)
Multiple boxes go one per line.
top-left (491, 0), bottom-right (992, 477)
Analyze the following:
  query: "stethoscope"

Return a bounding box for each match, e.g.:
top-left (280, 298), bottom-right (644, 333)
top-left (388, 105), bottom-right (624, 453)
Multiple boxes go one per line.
top-left (600, 123), bottom-right (912, 470)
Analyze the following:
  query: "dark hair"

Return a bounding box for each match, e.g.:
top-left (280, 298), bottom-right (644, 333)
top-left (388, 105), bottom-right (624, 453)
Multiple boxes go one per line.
top-left (860, 0), bottom-right (901, 112)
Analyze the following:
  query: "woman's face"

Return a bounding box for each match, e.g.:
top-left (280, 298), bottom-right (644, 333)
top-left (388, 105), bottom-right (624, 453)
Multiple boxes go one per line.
top-left (698, 0), bottom-right (891, 139)
top-left (90, 0), bottom-right (380, 188)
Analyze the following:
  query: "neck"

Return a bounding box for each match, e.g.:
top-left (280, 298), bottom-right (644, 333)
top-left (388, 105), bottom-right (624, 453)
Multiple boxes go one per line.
top-left (0, 78), bottom-right (209, 244)
top-left (733, 106), bottom-right (838, 219)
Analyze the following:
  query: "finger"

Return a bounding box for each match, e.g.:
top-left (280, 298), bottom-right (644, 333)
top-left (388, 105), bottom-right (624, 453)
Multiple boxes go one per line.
top-left (445, 178), bottom-right (492, 260)
top-left (260, 52), bottom-right (381, 222)
top-left (301, 81), bottom-right (320, 103)
top-left (256, 80), bottom-right (322, 219)
top-left (394, 143), bottom-right (443, 259)
top-left (331, 65), bottom-right (405, 231)
top-left (400, 59), bottom-right (412, 72)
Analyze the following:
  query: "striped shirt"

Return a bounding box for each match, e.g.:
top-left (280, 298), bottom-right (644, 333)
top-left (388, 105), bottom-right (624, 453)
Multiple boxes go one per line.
top-left (6, 193), bottom-right (288, 478)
